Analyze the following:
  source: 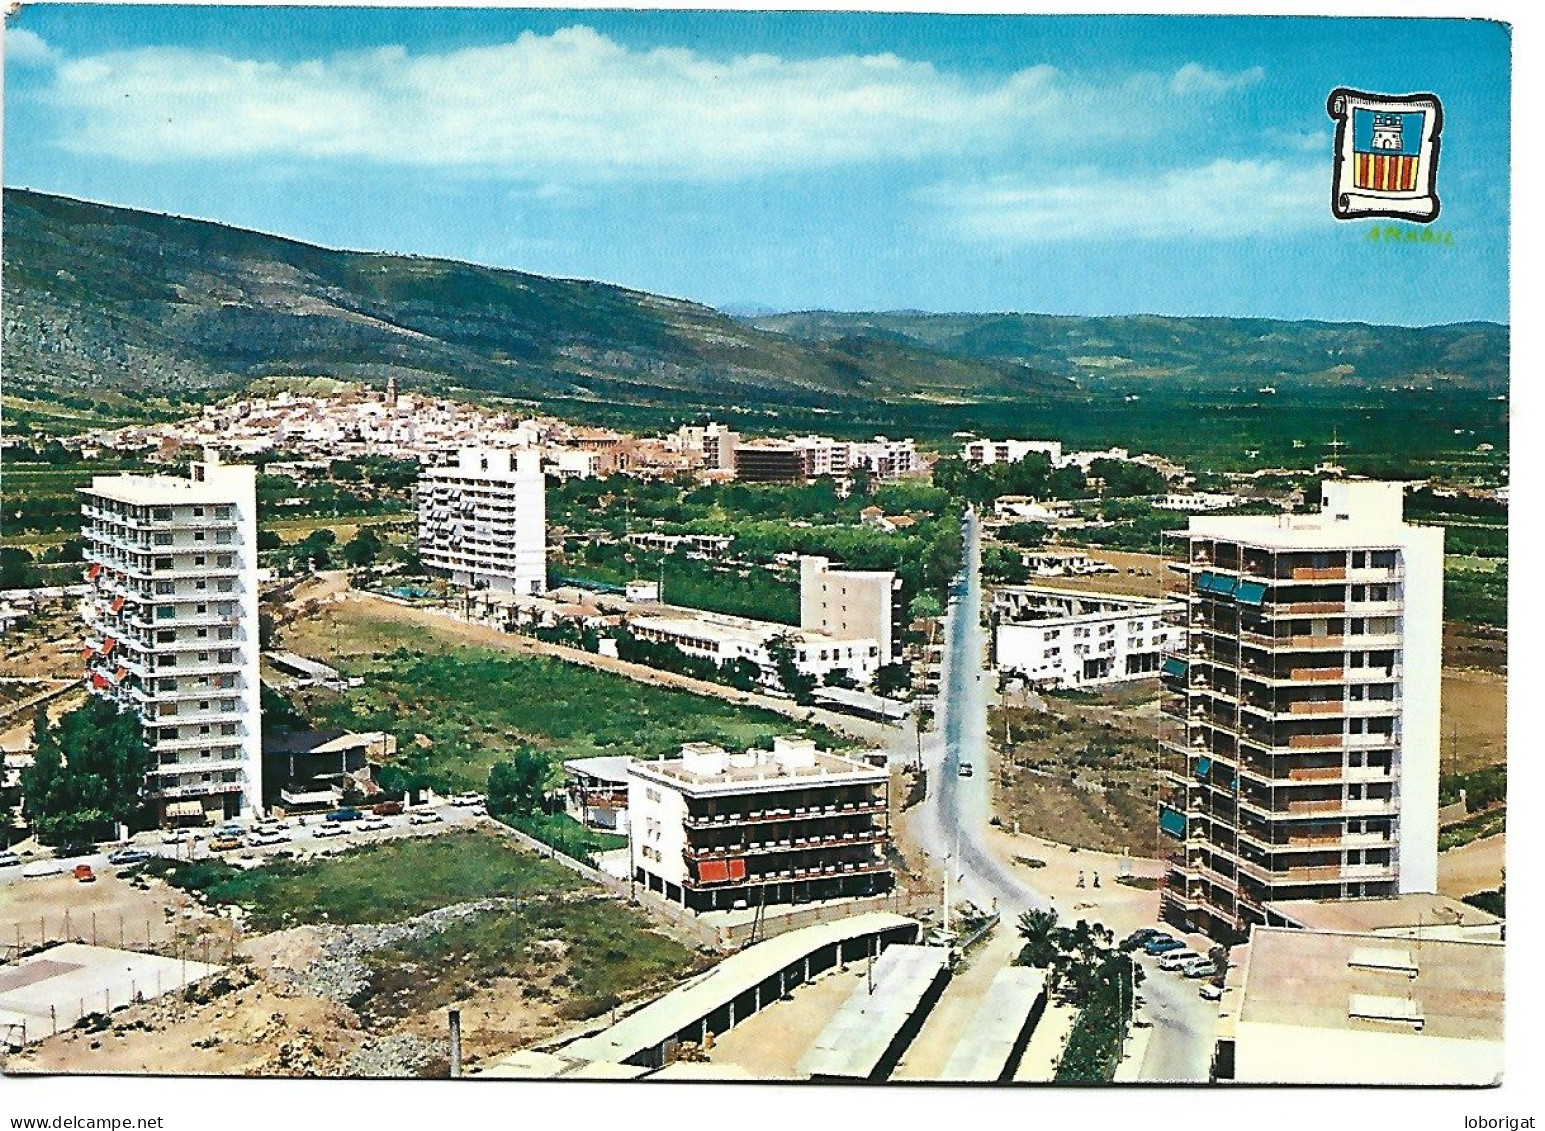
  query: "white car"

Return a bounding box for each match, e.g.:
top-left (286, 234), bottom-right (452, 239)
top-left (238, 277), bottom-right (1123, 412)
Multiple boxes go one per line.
top-left (313, 824), bottom-right (347, 838)
top-left (21, 860), bottom-right (64, 879)
top-left (450, 793), bottom-right (484, 807)
top-left (409, 811), bottom-right (443, 826)
top-left (248, 831), bottom-right (288, 847)
top-left (0, 851), bottom-right (23, 869)
top-left (1158, 949), bottom-right (1202, 971)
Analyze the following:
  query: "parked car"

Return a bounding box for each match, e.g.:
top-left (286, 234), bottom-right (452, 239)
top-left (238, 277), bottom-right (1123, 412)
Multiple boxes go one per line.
top-left (210, 835), bottom-right (244, 853)
top-left (1182, 958), bottom-right (1218, 979)
top-left (1123, 927), bottom-right (1162, 949)
top-left (408, 811), bottom-right (443, 826)
top-left (1199, 983), bottom-right (1224, 1001)
top-left (326, 807), bottom-right (364, 823)
top-left (372, 800), bottom-right (404, 816)
top-left (248, 831), bottom-right (288, 847)
top-left (449, 793), bottom-right (484, 807)
top-left (73, 864), bottom-right (97, 883)
top-left (313, 824), bottom-right (347, 838)
top-left (0, 851), bottom-right (23, 869)
top-left (1158, 949), bottom-right (1202, 971)
top-left (1143, 936), bottom-right (1185, 955)
top-left (21, 860), bottom-right (64, 878)
top-left (107, 847), bottom-right (153, 866)
top-left (215, 823), bottom-right (245, 838)
top-left (958, 762), bottom-right (974, 778)
top-left (468, 805), bottom-right (487, 817)
top-left (357, 818), bottom-right (389, 832)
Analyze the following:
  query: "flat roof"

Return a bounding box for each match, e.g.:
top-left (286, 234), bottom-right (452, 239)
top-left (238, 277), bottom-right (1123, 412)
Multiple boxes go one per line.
top-left (630, 609), bottom-right (863, 648)
top-left (561, 912), bottom-right (918, 1066)
top-left (1265, 893), bottom-right (1502, 937)
top-left (809, 685), bottom-right (911, 719)
top-left (1237, 927), bottom-right (1503, 1043)
top-left (938, 966), bottom-right (1049, 1082)
top-left (798, 944), bottom-right (950, 1079)
top-left (562, 755), bottom-right (637, 785)
top-left (630, 748), bottom-right (886, 794)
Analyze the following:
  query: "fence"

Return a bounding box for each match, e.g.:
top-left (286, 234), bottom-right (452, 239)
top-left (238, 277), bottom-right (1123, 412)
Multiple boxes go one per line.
top-left (1, 909), bottom-right (236, 967)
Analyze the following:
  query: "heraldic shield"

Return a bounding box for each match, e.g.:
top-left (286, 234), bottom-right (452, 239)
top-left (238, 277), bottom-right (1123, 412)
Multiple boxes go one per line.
top-left (1327, 88), bottom-right (1443, 222)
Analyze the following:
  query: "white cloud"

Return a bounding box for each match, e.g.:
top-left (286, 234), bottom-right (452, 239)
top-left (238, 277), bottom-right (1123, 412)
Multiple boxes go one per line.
top-left (1168, 62), bottom-right (1265, 97)
top-left (930, 159), bottom-right (1324, 243)
top-left (38, 27), bottom-right (1260, 182)
top-left (7, 28), bottom-right (59, 67)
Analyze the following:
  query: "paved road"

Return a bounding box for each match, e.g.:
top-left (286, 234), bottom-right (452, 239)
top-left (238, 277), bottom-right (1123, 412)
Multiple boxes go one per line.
top-left (911, 509), bottom-right (1050, 919)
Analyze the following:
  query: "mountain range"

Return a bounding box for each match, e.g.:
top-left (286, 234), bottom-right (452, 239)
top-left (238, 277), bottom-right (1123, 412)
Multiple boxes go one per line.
top-left (1, 188), bottom-right (1508, 426)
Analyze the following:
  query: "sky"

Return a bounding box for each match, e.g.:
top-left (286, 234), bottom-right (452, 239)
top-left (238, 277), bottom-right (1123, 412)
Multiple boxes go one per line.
top-left (3, 7), bottom-right (1511, 325)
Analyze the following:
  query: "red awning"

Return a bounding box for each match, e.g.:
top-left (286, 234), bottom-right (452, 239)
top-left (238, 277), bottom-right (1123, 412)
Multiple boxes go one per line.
top-left (697, 859), bottom-right (730, 884)
top-left (111, 595), bottom-right (126, 613)
top-left (726, 857), bottom-right (748, 882)
top-left (101, 638), bottom-right (117, 655)
top-left (114, 667), bottom-right (128, 682)
top-left (81, 646), bottom-right (95, 661)
top-left (90, 673), bottom-right (109, 690)
top-left (87, 564), bottom-right (102, 580)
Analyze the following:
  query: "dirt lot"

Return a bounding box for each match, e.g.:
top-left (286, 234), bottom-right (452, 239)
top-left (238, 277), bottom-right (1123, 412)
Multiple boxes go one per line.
top-left (990, 682), bottom-right (1163, 856)
top-left (0, 867), bottom-right (228, 959)
top-left (1, 600), bottom-right (86, 680)
top-left (1441, 667), bottom-right (1507, 774)
top-left (1438, 834), bottom-right (1505, 900)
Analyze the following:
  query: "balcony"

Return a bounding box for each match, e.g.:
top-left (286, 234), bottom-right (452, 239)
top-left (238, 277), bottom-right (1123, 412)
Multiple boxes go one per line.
top-left (684, 856), bottom-right (889, 889)
top-left (1290, 566), bottom-right (1348, 582)
top-left (685, 829), bottom-right (888, 859)
top-left (683, 799), bottom-right (886, 828)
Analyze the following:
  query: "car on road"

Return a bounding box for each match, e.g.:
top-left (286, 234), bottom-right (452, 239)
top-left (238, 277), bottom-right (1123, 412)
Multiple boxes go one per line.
top-left (326, 807), bottom-right (364, 822)
top-left (372, 801), bottom-right (404, 816)
top-left (73, 864), bottom-right (97, 883)
top-left (1181, 958), bottom-right (1218, 979)
top-left (247, 831), bottom-right (288, 847)
top-left (356, 818), bottom-right (390, 832)
top-left (1199, 983), bottom-right (1224, 1001)
top-left (408, 811), bottom-right (443, 826)
top-left (21, 860), bottom-right (64, 879)
top-left (1158, 949), bottom-right (1202, 971)
top-left (313, 824), bottom-right (347, 838)
top-left (0, 851), bottom-right (23, 869)
top-left (1143, 936), bottom-right (1184, 955)
top-left (958, 762), bottom-right (974, 777)
top-left (107, 847), bottom-right (153, 866)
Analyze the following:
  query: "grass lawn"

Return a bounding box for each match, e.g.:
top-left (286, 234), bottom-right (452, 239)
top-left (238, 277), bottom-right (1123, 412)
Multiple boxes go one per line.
top-left (147, 829), bottom-right (580, 931)
top-left (283, 602), bottom-right (837, 793)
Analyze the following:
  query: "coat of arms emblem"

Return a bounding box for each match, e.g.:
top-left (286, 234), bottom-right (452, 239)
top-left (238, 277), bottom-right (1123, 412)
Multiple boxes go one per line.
top-left (1327, 88), bottom-right (1443, 222)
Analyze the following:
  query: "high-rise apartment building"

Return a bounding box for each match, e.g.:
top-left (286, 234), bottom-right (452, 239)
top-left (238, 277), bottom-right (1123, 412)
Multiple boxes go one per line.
top-left (1158, 481), bottom-right (1443, 941)
top-left (79, 452), bottom-right (262, 824)
top-left (417, 448), bottom-right (547, 595)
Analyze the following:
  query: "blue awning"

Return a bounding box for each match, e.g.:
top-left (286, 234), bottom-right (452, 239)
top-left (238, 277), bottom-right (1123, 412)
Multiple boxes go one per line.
top-left (1159, 805), bottom-right (1187, 839)
top-left (1236, 580), bottom-right (1267, 606)
top-left (1195, 756), bottom-right (1213, 779)
top-left (1161, 657), bottom-right (1188, 679)
top-left (1196, 571), bottom-right (1238, 598)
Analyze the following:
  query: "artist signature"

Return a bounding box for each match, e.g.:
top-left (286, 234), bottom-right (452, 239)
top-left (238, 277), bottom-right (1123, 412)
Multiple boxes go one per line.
top-left (1365, 224), bottom-right (1454, 245)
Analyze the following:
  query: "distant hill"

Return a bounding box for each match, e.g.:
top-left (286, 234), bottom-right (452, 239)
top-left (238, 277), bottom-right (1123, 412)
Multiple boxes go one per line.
top-left (750, 310), bottom-right (1509, 391)
top-left (0, 189), bottom-right (1063, 412)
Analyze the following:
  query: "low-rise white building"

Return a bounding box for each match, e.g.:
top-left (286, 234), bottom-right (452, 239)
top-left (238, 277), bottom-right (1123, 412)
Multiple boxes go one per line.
top-left (962, 439), bottom-right (1063, 467)
top-left (1216, 926), bottom-right (1503, 1085)
top-left (417, 447), bottom-right (546, 596)
top-left (627, 737), bottom-right (891, 913)
top-left (1152, 491), bottom-right (1246, 512)
top-left (991, 585), bottom-right (1179, 687)
top-left (629, 609), bottom-right (881, 692)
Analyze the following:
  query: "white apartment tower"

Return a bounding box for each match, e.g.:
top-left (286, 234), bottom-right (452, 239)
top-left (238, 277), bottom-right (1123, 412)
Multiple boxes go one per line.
top-left (800, 556), bottom-right (902, 661)
top-left (1158, 481), bottom-right (1444, 941)
top-left (79, 452), bottom-right (263, 824)
top-left (417, 448), bottom-right (547, 595)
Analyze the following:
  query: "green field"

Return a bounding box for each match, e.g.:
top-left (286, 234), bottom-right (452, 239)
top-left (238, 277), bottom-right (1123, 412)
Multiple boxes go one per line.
top-left (282, 603), bottom-right (837, 793)
top-left (146, 829), bottom-right (580, 931)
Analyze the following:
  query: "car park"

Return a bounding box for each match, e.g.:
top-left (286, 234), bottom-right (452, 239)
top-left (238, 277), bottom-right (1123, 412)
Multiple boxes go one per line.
top-left (1158, 949), bottom-right (1202, 971)
top-left (21, 860), bottom-right (64, 879)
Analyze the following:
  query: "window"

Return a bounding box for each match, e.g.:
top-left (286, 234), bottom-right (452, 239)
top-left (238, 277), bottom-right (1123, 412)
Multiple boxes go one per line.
top-left (193, 531), bottom-right (206, 543)
top-left (154, 532), bottom-right (173, 546)
top-left (155, 581), bottom-right (175, 595)
top-left (155, 556), bottom-right (173, 570)
top-left (215, 506), bottom-right (232, 520)
top-left (157, 629), bottom-right (176, 643)
top-left (192, 507), bottom-right (204, 518)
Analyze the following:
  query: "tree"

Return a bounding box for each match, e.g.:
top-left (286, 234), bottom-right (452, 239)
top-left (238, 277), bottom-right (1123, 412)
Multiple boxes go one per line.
top-left (1016, 907), bottom-right (1060, 967)
top-left (908, 594), bottom-right (943, 622)
top-left (873, 662), bottom-right (911, 697)
top-left (487, 748), bottom-right (552, 818)
top-left (23, 699), bottom-right (150, 846)
top-left (258, 611), bottom-right (278, 652)
top-left (766, 634), bottom-right (817, 704)
top-left (257, 528), bottom-right (285, 551)
top-left (0, 547), bottom-right (38, 590)
top-left (342, 527), bottom-right (384, 568)
top-left (293, 529), bottom-right (337, 571)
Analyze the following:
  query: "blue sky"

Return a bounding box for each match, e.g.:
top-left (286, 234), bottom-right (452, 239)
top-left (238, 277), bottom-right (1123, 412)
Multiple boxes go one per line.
top-left (4, 8), bottom-right (1510, 325)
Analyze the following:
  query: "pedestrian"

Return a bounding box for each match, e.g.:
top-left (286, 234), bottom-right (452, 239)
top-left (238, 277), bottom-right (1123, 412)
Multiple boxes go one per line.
top-left (1077, 870), bottom-right (1085, 888)
top-left (1093, 871), bottom-right (1101, 888)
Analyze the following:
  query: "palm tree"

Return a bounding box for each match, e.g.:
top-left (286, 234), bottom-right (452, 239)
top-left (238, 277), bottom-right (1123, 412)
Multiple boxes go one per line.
top-left (1016, 908), bottom-right (1059, 968)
